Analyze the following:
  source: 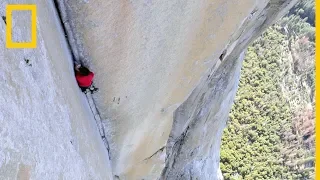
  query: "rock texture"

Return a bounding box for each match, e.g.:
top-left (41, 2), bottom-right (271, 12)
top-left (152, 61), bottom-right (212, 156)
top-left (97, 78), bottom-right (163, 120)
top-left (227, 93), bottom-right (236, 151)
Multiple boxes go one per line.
top-left (160, 51), bottom-right (246, 180)
top-left (160, 0), bottom-right (299, 179)
top-left (1, 0), bottom-right (298, 179)
top-left (0, 0), bottom-right (112, 179)
top-left (59, 0), bottom-right (298, 179)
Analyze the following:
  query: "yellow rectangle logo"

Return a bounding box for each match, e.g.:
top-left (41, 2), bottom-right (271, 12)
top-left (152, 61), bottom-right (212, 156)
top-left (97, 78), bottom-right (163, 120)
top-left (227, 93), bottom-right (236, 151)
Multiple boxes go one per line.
top-left (6, 4), bottom-right (37, 48)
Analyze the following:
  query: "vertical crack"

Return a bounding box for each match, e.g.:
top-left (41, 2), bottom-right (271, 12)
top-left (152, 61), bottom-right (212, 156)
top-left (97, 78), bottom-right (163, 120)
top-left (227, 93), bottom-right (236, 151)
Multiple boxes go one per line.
top-left (2, 16), bottom-right (6, 25)
top-left (52, 0), bottom-right (111, 159)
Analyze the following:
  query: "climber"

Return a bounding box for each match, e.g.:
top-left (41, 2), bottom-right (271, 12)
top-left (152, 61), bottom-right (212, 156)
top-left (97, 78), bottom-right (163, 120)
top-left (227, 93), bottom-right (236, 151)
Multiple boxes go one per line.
top-left (74, 64), bottom-right (99, 94)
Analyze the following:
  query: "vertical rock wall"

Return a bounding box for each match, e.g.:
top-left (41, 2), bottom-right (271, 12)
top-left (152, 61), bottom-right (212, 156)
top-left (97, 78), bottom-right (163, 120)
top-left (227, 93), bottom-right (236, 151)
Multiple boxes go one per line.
top-left (57, 0), bottom-right (297, 179)
top-left (161, 0), bottom-right (298, 179)
top-left (0, 0), bottom-right (112, 179)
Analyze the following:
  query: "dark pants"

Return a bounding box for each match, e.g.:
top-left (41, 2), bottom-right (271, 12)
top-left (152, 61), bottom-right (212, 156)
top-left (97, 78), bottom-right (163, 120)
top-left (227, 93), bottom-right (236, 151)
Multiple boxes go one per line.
top-left (80, 86), bottom-right (89, 92)
top-left (80, 81), bottom-right (93, 92)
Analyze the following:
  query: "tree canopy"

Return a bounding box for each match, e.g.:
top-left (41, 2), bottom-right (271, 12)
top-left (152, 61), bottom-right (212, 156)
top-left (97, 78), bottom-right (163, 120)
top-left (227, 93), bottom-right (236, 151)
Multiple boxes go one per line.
top-left (220, 1), bottom-right (315, 179)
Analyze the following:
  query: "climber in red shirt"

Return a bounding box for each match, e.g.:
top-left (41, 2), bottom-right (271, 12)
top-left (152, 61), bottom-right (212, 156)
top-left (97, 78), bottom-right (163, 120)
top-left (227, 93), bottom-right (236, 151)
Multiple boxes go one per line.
top-left (75, 64), bottom-right (99, 94)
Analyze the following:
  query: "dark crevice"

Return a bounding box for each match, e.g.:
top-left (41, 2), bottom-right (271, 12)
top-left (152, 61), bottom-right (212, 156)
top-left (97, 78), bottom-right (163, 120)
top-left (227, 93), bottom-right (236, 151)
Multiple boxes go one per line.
top-left (52, 0), bottom-right (76, 62)
top-left (2, 16), bottom-right (6, 25)
top-left (161, 125), bottom-right (190, 178)
top-left (52, 0), bottom-right (112, 160)
top-left (219, 49), bottom-right (227, 61)
top-left (143, 146), bottom-right (166, 161)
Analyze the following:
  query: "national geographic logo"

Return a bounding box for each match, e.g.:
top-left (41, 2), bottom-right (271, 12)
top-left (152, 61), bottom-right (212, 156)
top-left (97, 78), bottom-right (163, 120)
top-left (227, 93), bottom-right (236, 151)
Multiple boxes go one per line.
top-left (5, 4), bottom-right (37, 48)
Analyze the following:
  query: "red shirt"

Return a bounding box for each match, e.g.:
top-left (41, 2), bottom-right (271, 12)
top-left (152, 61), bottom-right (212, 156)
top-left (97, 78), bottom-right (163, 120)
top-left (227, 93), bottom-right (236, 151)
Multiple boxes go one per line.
top-left (75, 71), bottom-right (94, 87)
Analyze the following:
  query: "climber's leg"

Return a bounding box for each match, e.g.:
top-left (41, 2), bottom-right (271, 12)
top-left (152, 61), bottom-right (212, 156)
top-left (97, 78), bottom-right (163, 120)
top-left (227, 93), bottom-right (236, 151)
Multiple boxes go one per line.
top-left (80, 86), bottom-right (89, 94)
top-left (89, 85), bottom-right (99, 94)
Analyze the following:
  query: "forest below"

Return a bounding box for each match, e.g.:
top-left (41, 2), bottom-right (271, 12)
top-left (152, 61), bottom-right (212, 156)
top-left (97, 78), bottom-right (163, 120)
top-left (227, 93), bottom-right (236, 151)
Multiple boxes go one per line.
top-left (220, 0), bottom-right (315, 179)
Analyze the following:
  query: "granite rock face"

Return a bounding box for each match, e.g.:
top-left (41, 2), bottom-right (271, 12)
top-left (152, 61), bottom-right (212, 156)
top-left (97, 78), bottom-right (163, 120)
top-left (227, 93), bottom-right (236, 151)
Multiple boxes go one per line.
top-left (0, 0), bottom-right (112, 179)
top-left (58, 0), bottom-right (298, 179)
top-left (1, 0), bottom-right (298, 179)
